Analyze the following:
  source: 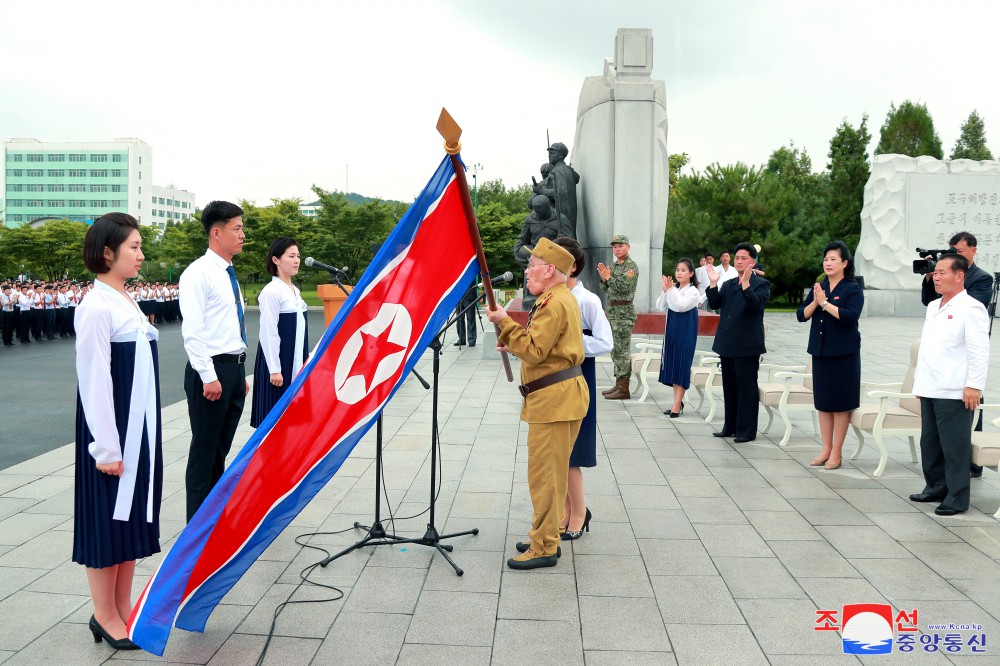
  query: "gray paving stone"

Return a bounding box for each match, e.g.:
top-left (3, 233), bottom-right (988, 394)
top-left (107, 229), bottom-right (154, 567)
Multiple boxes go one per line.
top-left (902, 541), bottom-right (1000, 579)
top-left (736, 598), bottom-right (843, 655)
top-left (618, 484), bottom-right (680, 510)
top-left (117, 603), bottom-right (251, 663)
top-left (626, 508), bottom-right (697, 539)
top-left (497, 571), bottom-right (579, 621)
top-left (789, 498), bottom-right (875, 526)
top-left (666, 623), bottom-right (768, 665)
top-left (694, 523), bottom-right (773, 557)
top-left (638, 539), bottom-right (716, 576)
top-left (583, 651), bottom-right (677, 665)
top-left (310, 611), bottom-right (409, 665)
top-left (849, 558), bottom-right (967, 601)
top-left (797, 576), bottom-right (889, 610)
top-left (575, 554), bottom-right (653, 597)
top-left (405, 590), bottom-right (498, 646)
top-left (745, 510), bottom-right (823, 540)
top-left (492, 619), bottom-right (583, 666)
top-left (448, 491), bottom-right (510, 519)
top-left (610, 464), bottom-right (667, 485)
top-left (234, 581), bottom-right (347, 638)
top-left (3, 621), bottom-right (111, 666)
top-left (0, 567), bottom-right (47, 602)
top-left (836, 488), bottom-right (923, 513)
top-left (676, 496), bottom-right (747, 524)
top-left (396, 643), bottom-right (492, 664)
top-left (768, 540), bottom-right (861, 579)
top-left (341, 566), bottom-right (426, 614)
top-left (817, 525), bottom-right (913, 559)
top-left (868, 512), bottom-right (965, 543)
top-left (652, 575), bottom-right (744, 624)
top-left (580, 596), bottom-right (670, 651)
top-left (710, 466), bottom-right (772, 487)
top-left (423, 549), bottom-right (502, 593)
top-left (725, 486), bottom-right (795, 512)
top-left (667, 475), bottom-right (727, 498)
top-left (207, 634), bottom-right (320, 666)
top-left (714, 557), bottom-right (807, 599)
top-left (769, 475), bottom-right (842, 499)
top-left (0, 530), bottom-right (72, 569)
top-left (569, 520), bottom-right (639, 555)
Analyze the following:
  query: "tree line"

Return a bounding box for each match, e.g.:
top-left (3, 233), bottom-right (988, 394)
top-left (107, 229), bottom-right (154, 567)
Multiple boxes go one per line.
top-left (1, 103), bottom-right (992, 303)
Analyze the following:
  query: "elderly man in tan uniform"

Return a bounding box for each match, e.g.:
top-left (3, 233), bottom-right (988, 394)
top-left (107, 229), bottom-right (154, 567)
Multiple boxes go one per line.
top-left (487, 237), bottom-right (589, 569)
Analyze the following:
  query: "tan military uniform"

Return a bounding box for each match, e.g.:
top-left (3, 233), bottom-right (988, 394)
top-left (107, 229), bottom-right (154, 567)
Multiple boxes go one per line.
top-left (498, 282), bottom-right (589, 556)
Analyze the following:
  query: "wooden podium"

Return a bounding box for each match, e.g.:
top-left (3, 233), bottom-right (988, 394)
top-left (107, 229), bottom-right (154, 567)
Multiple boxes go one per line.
top-left (317, 284), bottom-right (353, 326)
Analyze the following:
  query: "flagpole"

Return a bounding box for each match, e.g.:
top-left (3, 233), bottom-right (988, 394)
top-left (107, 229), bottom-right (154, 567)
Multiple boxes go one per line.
top-left (437, 108), bottom-right (514, 383)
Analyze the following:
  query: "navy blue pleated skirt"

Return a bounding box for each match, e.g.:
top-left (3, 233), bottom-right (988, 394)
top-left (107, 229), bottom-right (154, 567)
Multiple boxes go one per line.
top-left (251, 312), bottom-right (309, 428)
top-left (658, 307), bottom-right (699, 389)
top-left (569, 356), bottom-right (598, 468)
top-left (812, 353), bottom-right (861, 412)
top-left (73, 340), bottom-right (162, 569)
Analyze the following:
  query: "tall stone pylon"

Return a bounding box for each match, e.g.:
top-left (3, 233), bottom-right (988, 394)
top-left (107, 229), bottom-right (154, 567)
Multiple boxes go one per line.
top-left (573, 28), bottom-right (668, 312)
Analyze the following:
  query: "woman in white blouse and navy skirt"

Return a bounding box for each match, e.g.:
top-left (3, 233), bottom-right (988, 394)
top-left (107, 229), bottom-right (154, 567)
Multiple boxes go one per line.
top-left (250, 237), bottom-right (310, 428)
top-left (75, 213), bottom-right (161, 651)
top-left (656, 258), bottom-right (702, 417)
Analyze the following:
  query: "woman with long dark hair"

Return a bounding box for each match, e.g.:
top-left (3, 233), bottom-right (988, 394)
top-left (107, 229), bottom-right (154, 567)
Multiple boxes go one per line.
top-left (250, 237), bottom-right (310, 427)
top-left (796, 240), bottom-right (864, 470)
top-left (656, 258), bottom-right (701, 417)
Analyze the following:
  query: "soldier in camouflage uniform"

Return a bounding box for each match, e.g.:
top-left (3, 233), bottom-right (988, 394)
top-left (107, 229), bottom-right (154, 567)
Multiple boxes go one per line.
top-left (598, 234), bottom-right (639, 400)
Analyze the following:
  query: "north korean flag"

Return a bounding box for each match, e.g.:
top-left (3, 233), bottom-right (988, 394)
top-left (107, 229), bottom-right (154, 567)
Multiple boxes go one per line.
top-left (127, 155), bottom-right (479, 655)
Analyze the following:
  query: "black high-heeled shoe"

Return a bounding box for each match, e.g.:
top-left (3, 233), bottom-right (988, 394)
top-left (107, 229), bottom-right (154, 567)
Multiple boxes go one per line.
top-left (561, 507), bottom-right (593, 540)
top-left (89, 615), bottom-right (141, 651)
top-left (669, 404), bottom-right (685, 418)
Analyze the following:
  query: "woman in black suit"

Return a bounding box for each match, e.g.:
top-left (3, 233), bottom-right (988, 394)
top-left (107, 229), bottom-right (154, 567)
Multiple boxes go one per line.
top-left (796, 241), bottom-right (864, 470)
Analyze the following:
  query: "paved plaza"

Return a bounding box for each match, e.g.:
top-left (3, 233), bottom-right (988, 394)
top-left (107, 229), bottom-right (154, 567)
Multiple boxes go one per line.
top-left (1, 313), bottom-right (1000, 664)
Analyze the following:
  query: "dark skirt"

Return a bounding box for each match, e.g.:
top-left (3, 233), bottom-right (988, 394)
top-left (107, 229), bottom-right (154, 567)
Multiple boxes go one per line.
top-left (658, 307), bottom-right (699, 389)
top-left (569, 356), bottom-right (597, 468)
top-left (812, 352), bottom-right (861, 412)
top-left (73, 340), bottom-right (163, 568)
top-left (251, 312), bottom-right (310, 428)
top-left (138, 300), bottom-right (154, 316)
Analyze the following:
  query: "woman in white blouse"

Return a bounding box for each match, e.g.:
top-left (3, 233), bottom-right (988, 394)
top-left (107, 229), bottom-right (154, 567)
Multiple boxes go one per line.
top-left (250, 237), bottom-right (310, 428)
top-left (74, 213), bottom-right (161, 651)
top-left (656, 258), bottom-right (701, 417)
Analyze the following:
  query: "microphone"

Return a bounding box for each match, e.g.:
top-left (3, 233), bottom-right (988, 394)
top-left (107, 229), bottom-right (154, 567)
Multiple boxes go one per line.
top-left (493, 271), bottom-right (515, 284)
top-left (305, 257), bottom-right (347, 274)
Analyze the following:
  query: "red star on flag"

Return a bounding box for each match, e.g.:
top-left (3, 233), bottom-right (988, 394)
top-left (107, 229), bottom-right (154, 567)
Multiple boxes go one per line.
top-left (348, 322), bottom-right (407, 393)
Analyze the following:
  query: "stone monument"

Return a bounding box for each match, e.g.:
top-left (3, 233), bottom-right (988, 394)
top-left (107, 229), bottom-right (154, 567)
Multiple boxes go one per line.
top-left (532, 142), bottom-right (580, 238)
top-left (513, 195), bottom-right (574, 308)
top-left (855, 154), bottom-right (1000, 316)
top-left (572, 28), bottom-right (668, 312)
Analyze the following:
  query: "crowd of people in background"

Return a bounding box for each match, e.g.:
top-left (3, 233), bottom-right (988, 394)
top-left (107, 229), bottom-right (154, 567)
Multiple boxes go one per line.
top-left (0, 279), bottom-right (180, 348)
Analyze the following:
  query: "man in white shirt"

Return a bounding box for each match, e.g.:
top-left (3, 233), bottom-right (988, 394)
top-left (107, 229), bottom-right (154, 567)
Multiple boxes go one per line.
top-left (909, 254), bottom-right (989, 516)
top-left (180, 200), bottom-right (249, 522)
top-left (694, 253), bottom-right (715, 309)
top-left (716, 251), bottom-right (740, 285)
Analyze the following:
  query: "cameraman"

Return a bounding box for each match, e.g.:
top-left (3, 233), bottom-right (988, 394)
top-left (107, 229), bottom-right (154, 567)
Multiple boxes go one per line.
top-left (920, 231), bottom-right (993, 478)
top-left (921, 231), bottom-right (992, 307)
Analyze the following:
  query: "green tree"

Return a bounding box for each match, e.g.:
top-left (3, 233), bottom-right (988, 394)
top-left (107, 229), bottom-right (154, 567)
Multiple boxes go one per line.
top-left (239, 198), bottom-right (308, 282)
top-left (875, 100), bottom-right (943, 158)
top-left (305, 187), bottom-right (399, 281)
top-left (951, 110), bottom-right (994, 160)
top-left (159, 215), bottom-right (209, 274)
top-left (826, 114), bottom-right (872, 251)
top-left (668, 152), bottom-right (690, 198)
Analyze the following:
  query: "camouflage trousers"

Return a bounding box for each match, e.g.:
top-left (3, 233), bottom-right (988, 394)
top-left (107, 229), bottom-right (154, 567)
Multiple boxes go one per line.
top-left (608, 307), bottom-right (637, 379)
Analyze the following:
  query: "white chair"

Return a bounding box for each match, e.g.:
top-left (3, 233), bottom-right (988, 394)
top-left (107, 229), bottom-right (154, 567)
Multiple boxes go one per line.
top-left (971, 405), bottom-right (1000, 520)
top-left (633, 341), bottom-right (662, 403)
top-left (690, 351), bottom-right (723, 422)
top-left (758, 359), bottom-right (819, 447)
top-left (848, 339), bottom-right (921, 477)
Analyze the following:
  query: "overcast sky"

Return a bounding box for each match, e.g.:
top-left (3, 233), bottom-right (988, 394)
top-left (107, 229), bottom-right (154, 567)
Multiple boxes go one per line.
top-left (3, 0), bottom-right (998, 206)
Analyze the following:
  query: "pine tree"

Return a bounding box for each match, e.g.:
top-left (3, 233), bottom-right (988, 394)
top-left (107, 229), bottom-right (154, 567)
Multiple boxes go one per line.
top-left (875, 100), bottom-right (943, 159)
top-left (950, 110), bottom-right (994, 160)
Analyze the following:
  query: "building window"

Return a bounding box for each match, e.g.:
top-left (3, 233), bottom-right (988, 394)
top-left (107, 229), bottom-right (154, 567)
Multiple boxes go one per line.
top-left (26, 184), bottom-right (45, 192)
top-left (91, 200), bottom-right (109, 207)
top-left (167, 199), bottom-right (174, 206)
top-left (111, 169), bottom-right (125, 177)
top-left (47, 154), bottom-right (65, 162)
top-left (26, 200), bottom-right (43, 207)
top-left (138, 171), bottom-right (142, 179)
top-left (138, 201), bottom-right (141, 209)
top-left (7, 200), bottom-right (23, 206)
top-left (90, 170), bottom-right (108, 177)
top-left (6, 184), bottom-right (22, 192)
top-left (7, 154), bottom-right (23, 162)
top-left (90, 184), bottom-right (108, 192)
top-left (68, 184), bottom-right (86, 192)
top-left (139, 156), bottom-right (142, 164)
top-left (138, 186), bottom-right (141, 194)
top-left (182, 201), bottom-right (188, 208)
top-left (26, 154), bottom-right (44, 162)
top-left (157, 197), bottom-right (164, 204)
top-left (47, 184), bottom-right (65, 192)
top-left (6, 169), bottom-right (23, 177)
top-left (26, 169), bottom-right (43, 177)
top-left (89, 154), bottom-right (109, 162)
top-left (68, 200), bottom-right (86, 207)
top-left (111, 184), bottom-right (125, 192)
top-left (47, 200), bottom-right (64, 207)
top-left (112, 154), bottom-right (124, 162)
top-left (110, 199), bottom-right (125, 207)
top-left (47, 169), bottom-right (65, 177)
top-left (68, 154), bottom-right (86, 162)
top-left (68, 169), bottom-right (86, 177)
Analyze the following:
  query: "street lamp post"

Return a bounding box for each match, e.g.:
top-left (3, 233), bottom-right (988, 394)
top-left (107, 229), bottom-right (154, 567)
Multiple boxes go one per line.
top-left (469, 163), bottom-right (483, 216)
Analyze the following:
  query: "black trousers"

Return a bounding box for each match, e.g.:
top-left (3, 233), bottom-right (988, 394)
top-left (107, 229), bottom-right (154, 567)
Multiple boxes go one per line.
top-left (17, 310), bottom-right (31, 342)
top-left (44, 310), bottom-right (56, 338)
top-left (31, 309), bottom-right (43, 339)
top-left (454, 289), bottom-right (479, 345)
top-left (720, 355), bottom-right (761, 439)
top-left (0, 310), bottom-right (13, 345)
top-left (919, 397), bottom-right (973, 511)
top-left (184, 359), bottom-right (246, 522)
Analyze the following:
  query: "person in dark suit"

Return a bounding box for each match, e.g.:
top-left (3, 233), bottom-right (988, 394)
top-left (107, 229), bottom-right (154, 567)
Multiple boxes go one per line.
top-left (796, 241), bottom-right (864, 470)
top-left (705, 242), bottom-right (771, 442)
top-left (921, 230), bottom-right (993, 477)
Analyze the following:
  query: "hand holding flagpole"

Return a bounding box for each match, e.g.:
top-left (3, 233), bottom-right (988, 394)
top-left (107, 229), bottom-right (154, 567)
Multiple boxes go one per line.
top-left (437, 108), bottom-right (514, 382)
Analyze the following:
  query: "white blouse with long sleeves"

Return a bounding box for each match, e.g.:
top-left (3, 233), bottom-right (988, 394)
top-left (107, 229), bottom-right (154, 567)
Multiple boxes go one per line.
top-left (655, 283), bottom-right (701, 320)
top-left (258, 277), bottom-right (308, 377)
top-left (571, 281), bottom-right (614, 358)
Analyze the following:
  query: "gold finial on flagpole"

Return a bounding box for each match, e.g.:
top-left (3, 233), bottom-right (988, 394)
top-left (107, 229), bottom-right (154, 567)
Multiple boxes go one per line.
top-left (437, 108), bottom-right (462, 155)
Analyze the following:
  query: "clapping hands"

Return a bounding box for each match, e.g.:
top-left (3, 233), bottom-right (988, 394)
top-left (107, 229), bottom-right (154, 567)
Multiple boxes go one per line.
top-left (597, 262), bottom-right (611, 281)
top-left (812, 283), bottom-right (826, 307)
top-left (661, 275), bottom-right (674, 291)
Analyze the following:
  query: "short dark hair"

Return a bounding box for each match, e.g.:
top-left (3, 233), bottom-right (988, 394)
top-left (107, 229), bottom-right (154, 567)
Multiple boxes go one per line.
top-left (201, 200), bottom-right (244, 234)
top-left (940, 253), bottom-right (969, 274)
top-left (553, 236), bottom-right (584, 278)
top-left (266, 237), bottom-right (300, 277)
top-left (83, 212), bottom-right (140, 274)
top-left (734, 242), bottom-right (757, 259)
top-left (823, 240), bottom-right (856, 281)
top-left (677, 257), bottom-right (698, 288)
top-left (949, 231), bottom-right (978, 247)
top-left (703, 252), bottom-right (714, 260)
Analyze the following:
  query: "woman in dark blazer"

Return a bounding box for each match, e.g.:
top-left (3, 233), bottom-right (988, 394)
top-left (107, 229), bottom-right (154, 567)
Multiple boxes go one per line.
top-left (796, 240), bottom-right (864, 470)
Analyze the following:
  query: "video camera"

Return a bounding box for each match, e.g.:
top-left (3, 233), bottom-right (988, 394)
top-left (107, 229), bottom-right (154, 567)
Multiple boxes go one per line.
top-left (912, 247), bottom-right (958, 275)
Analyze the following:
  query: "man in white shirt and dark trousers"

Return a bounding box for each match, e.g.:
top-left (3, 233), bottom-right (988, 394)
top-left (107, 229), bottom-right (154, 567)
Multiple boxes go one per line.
top-left (180, 201), bottom-right (249, 522)
top-left (909, 254), bottom-right (989, 516)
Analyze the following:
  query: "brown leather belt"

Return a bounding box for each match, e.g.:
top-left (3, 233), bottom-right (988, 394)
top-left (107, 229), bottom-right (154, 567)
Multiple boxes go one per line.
top-left (609, 300), bottom-right (632, 306)
top-left (519, 365), bottom-right (583, 397)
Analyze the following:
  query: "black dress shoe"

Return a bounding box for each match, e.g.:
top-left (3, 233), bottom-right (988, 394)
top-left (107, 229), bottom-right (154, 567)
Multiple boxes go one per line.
top-left (733, 437), bottom-right (754, 444)
top-left (468, 342), bottom-right (476, 347)
top-left (452, 341), bottom-right (465, 346)
top-left (934, 505), bottom-right (965, 516)
top-left (89, 615), bottom-right (141, 651)
top-left (516, 542), bottom-right (560, 557)
top-left (909, 493), bottom-right (943, 503)
top-left (712, 431), bottom-right (733, 438)
top-left (971, 465), bottom-right (983, 478)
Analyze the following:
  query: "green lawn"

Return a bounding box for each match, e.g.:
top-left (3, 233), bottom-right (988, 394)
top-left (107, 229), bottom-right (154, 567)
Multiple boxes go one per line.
top-left (241, 281), bottom-right (324, 307)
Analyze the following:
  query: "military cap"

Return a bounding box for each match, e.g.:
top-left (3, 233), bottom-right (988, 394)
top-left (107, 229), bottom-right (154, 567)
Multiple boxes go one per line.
top-left (610, 234), bottom-right (630, 245)
top-left (529, 237), bottom-right (575, 276)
